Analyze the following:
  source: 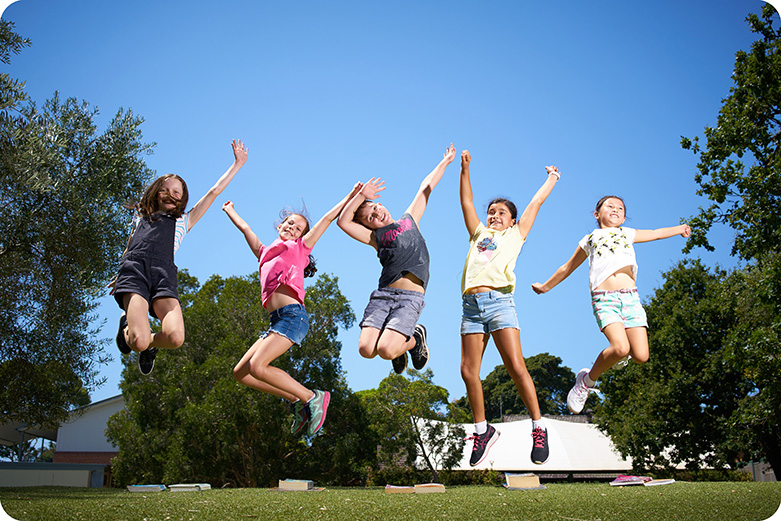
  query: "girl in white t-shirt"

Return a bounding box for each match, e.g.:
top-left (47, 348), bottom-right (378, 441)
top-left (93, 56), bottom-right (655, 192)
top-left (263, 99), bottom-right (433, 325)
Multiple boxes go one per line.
top-left (531, 195), bottom-right (690, 414)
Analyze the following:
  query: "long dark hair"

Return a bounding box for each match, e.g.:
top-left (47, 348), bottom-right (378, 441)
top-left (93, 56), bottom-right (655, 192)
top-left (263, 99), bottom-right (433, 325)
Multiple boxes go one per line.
top-left (595, 195), bottom-right (626, 216)
top-left (487, 197), bottom-right (518, 220)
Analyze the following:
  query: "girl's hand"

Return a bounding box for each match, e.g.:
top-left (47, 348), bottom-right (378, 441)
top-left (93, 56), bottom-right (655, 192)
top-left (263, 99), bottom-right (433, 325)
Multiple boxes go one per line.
top-left (361, 178), bottom-right (386, 200)
top-left (222, 200), bottom-right (235, 213)
top-left (545, 165), bottom-right (561, 180)
top-left (461, 150), bottom-right (471, 166)
top-left (681, 224), bottom-right (691, 238)
top-left (350, 182), bottom-right (364, 198)
top-left (443, 143), bottom-right (456, 164)
top-left (232, 139), bottom-right (248, 165)
top-left (531, 282), bottom-right (547, 294)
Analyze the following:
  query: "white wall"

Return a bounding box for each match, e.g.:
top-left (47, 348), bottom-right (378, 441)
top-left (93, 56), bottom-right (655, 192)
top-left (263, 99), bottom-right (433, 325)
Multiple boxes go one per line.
top-left (55, 396), bottom-right (124, 452)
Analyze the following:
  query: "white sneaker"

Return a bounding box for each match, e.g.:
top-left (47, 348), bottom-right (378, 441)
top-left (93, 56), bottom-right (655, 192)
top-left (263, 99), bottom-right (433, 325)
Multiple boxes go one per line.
top-left (567, 368), bottom-right (592, 414)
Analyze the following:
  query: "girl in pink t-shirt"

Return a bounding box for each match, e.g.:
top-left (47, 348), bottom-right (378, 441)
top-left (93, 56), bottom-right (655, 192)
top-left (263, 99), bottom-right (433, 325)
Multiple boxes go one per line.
top-left (222, 183), bottom-right (360, 437)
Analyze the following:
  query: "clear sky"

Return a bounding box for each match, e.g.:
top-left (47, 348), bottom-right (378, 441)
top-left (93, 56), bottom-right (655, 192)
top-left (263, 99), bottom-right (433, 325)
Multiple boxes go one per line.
top-left (4, 0), bottom-right (776, 406)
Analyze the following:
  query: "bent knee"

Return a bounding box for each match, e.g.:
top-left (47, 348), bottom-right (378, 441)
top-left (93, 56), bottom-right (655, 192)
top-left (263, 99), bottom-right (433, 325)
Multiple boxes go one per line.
top-left (633, 352), bottom-right (649, 364)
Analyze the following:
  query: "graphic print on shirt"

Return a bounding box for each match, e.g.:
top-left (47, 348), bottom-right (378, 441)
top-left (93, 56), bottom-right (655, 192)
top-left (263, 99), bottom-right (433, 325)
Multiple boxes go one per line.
top-left (585, 228), bottom-right (631, 257)
top-left (379, 217), bottom-right (412, 247)
top-left (476, 236), bottom-right (498, 261)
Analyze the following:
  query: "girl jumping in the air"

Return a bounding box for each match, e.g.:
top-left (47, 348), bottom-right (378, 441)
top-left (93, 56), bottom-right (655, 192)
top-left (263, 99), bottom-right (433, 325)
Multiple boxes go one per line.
top-left (337, 144), bottom-right (456, 375)
top-left (113, 139), bottom-right (248, 375)
top-left (222, 183), bottom-right (360, 437)
top-left (459, 150), bottom-right (559, 466)
top-left (531, 195), bottom-right (691, 413)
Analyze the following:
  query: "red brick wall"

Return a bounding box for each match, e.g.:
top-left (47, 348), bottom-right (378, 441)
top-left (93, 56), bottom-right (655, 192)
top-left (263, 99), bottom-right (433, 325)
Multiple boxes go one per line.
top-left (53, 451), bottom-right (117, 465)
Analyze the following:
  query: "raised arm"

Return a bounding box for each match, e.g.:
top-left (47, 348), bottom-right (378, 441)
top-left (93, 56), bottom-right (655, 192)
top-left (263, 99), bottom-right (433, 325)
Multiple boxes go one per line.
top-left (531, 245), bottom-right (587, 294)
top-left (187, 139), bottom-right (249, 230)
top-left (634, 224), bottom-right (691, 243)
top-left (222, 200), bottom-right (262, 258)
top-left (304, 182), bottom-right (363, 249)
top-left (515, 166), bottom-right (560, 240)
top-left (459, 150), bottom-right (481, 237)
top-left (337, 178), bottom-right (385, 247)
top-left (405, 143), bottom-right (456, 223)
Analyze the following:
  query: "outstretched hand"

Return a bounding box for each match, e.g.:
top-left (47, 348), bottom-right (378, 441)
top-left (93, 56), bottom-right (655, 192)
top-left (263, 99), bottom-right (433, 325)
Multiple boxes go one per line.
top-left (531, 282), bottom-right (546, 295)
top-left (232, 139), bottom-right (248, 165)
top-left (222, 200), bottom-right (235, 213)
top-left (681, 224), bottom-right (691, 238)
top-left (461, 150), bottom-right (471, 167)
top-left (361, 178), bottom-right (386, 200)
top-left (443, 143), bottom-right (456, 164)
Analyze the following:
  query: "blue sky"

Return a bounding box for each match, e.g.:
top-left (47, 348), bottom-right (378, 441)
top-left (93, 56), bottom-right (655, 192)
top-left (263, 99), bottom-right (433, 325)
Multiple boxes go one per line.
top-left (4, 0), bottom-right (776, 406)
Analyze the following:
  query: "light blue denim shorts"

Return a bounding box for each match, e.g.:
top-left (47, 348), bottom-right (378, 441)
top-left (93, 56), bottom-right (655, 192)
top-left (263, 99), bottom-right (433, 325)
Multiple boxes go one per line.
top-left (591, 288), bottom-right (648, 330)
top-left (265, 303), bottom-right (310, 345)
top-left (360, 287), bottom-right (425, 339)
top-left (460, 289), bottom-right (519, 335)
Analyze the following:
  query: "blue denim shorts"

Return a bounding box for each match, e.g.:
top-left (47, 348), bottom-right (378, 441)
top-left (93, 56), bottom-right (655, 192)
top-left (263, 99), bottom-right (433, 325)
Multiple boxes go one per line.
top-left (265, 303), bottom-right (310, 345)
top-left (360, 287), bottom-right (425, 339)
top-left (460, 289), bottom-right (519, 335)
top-left (591, 288), bottom-right (648, 330)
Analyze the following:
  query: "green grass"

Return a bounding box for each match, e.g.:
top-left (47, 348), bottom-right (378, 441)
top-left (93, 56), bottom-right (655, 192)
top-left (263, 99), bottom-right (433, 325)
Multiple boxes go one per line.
top-left (1, 482), bottom-right (779, 521)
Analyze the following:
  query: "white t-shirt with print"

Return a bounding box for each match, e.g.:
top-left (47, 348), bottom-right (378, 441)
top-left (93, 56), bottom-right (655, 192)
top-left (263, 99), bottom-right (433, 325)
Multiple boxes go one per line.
top-left (578, 227), bottom-right (638, 291)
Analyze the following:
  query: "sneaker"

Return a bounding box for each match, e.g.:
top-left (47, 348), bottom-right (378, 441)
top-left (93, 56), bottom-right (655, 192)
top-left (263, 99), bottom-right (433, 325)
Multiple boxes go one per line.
top-left (408, 324), bottom-right (429, 370)
top-left (138, 347), bottom-right (158, 375)
top-left (531, 427), bottom-right (549, 464)
top-left (612, 355), bottom-right (631, 370)
top-left (466, 424), bottom-right (500, 466)
top-left (306, 390), bottom-right (330, 437)
top-left (116, 314), bottom-right (131, 354)
top-left (392, 351), bottom-right (408, 374)
top-left (567, 368), bottom-right (592, 414)
top-left (290, 400), bottom-right (311, 436)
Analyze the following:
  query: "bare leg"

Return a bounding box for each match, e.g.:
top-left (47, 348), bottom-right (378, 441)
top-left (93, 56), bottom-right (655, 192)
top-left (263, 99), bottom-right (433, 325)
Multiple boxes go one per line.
top-left (375, 329), bottom-right (416, 360)
top-left (234, 333), bottom-right (313, 403)
top-left (590, 322), bottom-right (641, 381)
top-left (461, 333), bottom-right (490, 423)
top-left (492, 328), bottom-right (542, 421)
top-left (122, 293), bottom-right (152, 352)
top-left (150, 297), bottom-right (185, 349)
top-left (357, 327), bottom-right (382, 359)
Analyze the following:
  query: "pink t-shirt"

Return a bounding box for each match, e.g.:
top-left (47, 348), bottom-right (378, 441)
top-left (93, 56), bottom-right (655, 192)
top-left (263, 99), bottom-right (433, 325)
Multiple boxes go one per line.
top-left (258, 237), bottom-right (313, 309)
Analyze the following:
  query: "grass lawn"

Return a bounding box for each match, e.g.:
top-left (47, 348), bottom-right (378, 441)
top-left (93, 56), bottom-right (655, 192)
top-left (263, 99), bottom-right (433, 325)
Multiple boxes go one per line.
top-left (1, 482), bottom-right (779, 521)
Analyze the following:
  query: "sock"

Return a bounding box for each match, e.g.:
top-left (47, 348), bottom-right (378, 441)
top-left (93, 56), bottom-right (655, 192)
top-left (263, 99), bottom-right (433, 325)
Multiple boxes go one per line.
top-left (584, 373), bottom-right (597, 387)
top-left (532, 418), bottom-right (546, 431)
top-left (475, 420), bottom-right (487, 435)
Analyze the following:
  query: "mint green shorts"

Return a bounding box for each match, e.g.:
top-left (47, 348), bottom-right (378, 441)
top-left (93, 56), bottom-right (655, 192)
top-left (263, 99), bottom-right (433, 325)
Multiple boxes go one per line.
top-left (591, 288), bottom-right (647, 330)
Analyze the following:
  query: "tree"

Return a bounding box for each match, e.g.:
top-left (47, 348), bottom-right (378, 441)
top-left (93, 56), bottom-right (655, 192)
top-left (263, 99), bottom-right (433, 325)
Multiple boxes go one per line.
top-left (0, 21), bottom-right (154, 427)
top-left (106, 271), bottom-right (375, 487)
top-left (595, 258), bottom-right (781, 476)
top-left (357, 370), bottom-right (465, 484)
top-left (681, 5), bottom-right (781, 261)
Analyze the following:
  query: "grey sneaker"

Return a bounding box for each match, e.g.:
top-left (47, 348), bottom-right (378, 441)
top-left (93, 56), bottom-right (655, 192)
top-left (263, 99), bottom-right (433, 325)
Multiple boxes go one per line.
top-left (392, 351), bottom-right (408, 374)
top-left (307, 390), bottom-right (330, 437)
top-left (409, 324), bottom-right (429, 370)
top-left (290, 399), bottom-right (311, 436)
top-left (567, 368), bottom-right (592, 413)
top-left (138, 347), bottom-right (158, 375)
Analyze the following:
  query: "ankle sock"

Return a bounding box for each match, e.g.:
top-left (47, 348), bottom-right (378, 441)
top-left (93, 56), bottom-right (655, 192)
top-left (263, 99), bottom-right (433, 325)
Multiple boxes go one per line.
top-left (532, 419), bottom-right (546, 430)
top-left (475, 420), bottom-right (487, 435)
top-left (584, 374), bottom-right (596, 387)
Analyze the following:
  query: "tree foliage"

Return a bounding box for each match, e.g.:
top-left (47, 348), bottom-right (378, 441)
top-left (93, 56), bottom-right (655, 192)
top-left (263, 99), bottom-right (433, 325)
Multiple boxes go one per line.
top-left (0, 21), bottom-right (154, 428)
top-left (594, 259), bottom-right (781, 476)
top-left (357, 370), bottom-right (465, 484)
top-left (681, 5), bottom-right (781, 261)
top-left (106, 271), bottom-right (375, 487)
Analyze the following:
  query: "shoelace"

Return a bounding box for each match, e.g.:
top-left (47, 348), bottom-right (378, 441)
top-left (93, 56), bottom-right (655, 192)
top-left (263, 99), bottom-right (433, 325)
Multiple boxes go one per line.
top-left (465, 432), bottom-right (489, 449)
top-left (532, 428), bottom-right (547, 448)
